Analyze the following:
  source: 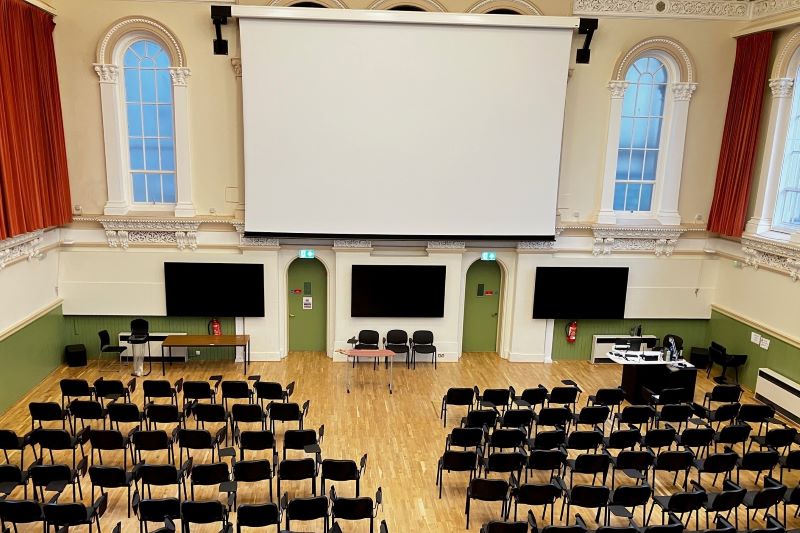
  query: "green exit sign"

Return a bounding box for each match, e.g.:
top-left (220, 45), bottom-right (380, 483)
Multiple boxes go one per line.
top-left (481, 251), bottom-right (496, 261)
top-left (298, 249), bottom-right (315, 259)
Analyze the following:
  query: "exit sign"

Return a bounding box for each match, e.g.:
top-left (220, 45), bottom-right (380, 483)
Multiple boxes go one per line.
top-left (298, 249), bottom-right (315, 259)
top-left (481, 251), bottom-right (496, 261)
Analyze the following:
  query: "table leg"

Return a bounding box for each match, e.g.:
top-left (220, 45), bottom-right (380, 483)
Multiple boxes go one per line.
top-left (389, 355), bottom-right (393, 394)
top-left (346, 355), bottom-right (351, 393)
top-left (161, 346), bottom-right (166, 376)
top-left (244, 340), bottom-right (250, 376)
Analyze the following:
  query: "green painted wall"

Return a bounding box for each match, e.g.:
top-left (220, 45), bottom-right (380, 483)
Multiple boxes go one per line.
top-left (463, 261), bottom-right (502, 352)
top-left (708, 309), bottom-right (800, 391)
top-left (552, 318), bottom-right (710, 361)
top-left (64, 315), bottom-right (236, 361)
top-left (0, 306), bottom-right (65, 413)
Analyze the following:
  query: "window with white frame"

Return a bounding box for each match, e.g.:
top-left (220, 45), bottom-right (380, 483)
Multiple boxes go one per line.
top-left (774, 65), bottom-right (800, 233)
top-left (123, 39), bottom-right (176, 205)
top-left (614, 57), bottom-right (667, 213)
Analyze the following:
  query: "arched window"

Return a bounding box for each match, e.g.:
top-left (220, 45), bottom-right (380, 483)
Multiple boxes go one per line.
top-left (613, 57), bottom-right (668, 213)
top-left (123, 39), bottom-right (176, 204)
top-left (773, 64), bottom-right (800, 232)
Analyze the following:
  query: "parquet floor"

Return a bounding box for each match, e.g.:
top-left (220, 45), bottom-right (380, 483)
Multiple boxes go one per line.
top-left (0, 352), bottom-right (796, 532)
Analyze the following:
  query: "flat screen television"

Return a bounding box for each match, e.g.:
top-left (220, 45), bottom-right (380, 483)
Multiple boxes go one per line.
top-left (164, 262), bottom-right (265, 317)
top-left (532, 267), bottom-right (628, 319)
top-left (351, 265), bottom-right (446, 317)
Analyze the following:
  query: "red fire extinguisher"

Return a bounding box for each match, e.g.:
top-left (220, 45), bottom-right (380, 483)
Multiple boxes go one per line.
top-left (565, 320), bottom-right (578, 344)
top-left (208, 318), bottom-right (222, 336)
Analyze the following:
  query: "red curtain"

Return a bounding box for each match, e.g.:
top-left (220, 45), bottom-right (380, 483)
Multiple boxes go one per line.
top-left (0, 0), bottom-right (71, 241)
top-left (706, 32), bottom-right (773, 237)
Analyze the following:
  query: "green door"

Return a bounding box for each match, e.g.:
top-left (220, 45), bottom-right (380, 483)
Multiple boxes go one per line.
top-left (462, 260), bottom-right (501, 352)
top-left (288, 258), bottom-right (327, 351)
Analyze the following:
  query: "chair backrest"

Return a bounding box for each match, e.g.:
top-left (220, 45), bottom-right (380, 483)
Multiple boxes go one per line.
top-left (606, 428), bottom-right (642, 450)
top-left (531, 430), bottom-right (566, 451)
top-left (70, 400), bottom-right (104, 420)
top-left (357, 330), bottom-right (380, 346)
top-left (765, 427), bottom-right (797, 448)
top-left (239, 430), bottom-right (275, 452)
top-left (483, 388), bottom-right (511, 408)
top-left (700, 450), bottom-right (738, 473)
top-left (285, 428), bottom-right (319, 452)
top-left (710, 384), bottom-right (742, 403)
top-left (747, 515), bottom-right (785, 533)
top-left (712, 403), bottom-right (741, 422)
top-left (663, 334), bottom-right (684, 352)
top-left (469, 477), bottom-right (509, 501)
top-left (386, 329), bottom-right (408, 344)
top-left (659, 404), bottom-right (692, 422)
top-left (182, 381), bottom-right (213, 400)
top-left (707, 481), bottom-right (746, 511)
top-left (270, 402), bottom-right (302, 421)
top-left (485, 451), bottom-right (526, 473)
top-left (620, 405), bottom-right (655, 424)
top-left (537, 407), bottom-right (571, 427)
top-left (490, 428), bottom-right (527, 450)
top-left (643, 427), bottom-right (676, 449)
top-left (180, 500), bottom-right (226, 525)
top-left (664, 491), bottom-right (708, 513)
top-left (286, 495), bottom-right (329, 521)
top-left (143, 380), bottom-right (173, 398)
top-left (578, 406), bottom-right (610, 425)
top-left (741, 450), bottom-right (780, 470)
top-left (130, 319), bottom-right (149, 337)
top-left (610, 484), bottom-right (651, 506)
top-left (31, 429), bottom-right (72, 450)
top-left (569, 484), bottom-right (610, 507)
top-left (178, 429), bottom-right (213, 450)
top-left (322, 458), bottom-right (359, 480)
top-left (527, 449), bottom-right (566, 472)
top-left (520, 386), bottom-right (548, 406)
top-left (0, 499), bottom-right (44, 523)
top-left (231, 403), bottom-right (264, 423)
top-left (60, 379), bottom-right (92, 398)
top-left (236, 502), bottom-right (279, 527)
top-left (516, 481), bottom-right (562, 506)
top-left (191, 462), bottom-right (230, 486)
top-left (88, 465), bottom-right (127, 487)
top-left (464, 409), bottom-right (498, 429)
top-left (331, 491), bottom-right (374, 520)
top-left (482, 519), bottom-right (529, 533)
top-left (0, 429), bottom-right (22, 451)
top-left (549, 386), bottom-right (579, 405)
top-left (234, 458), bottom-right (272, 483)
top-left (138, 464), bottom-right (180, 486)
top-left (132, 430), bottom-right (171, 451)
top-left (255, 381), bottom-right (285, 401)
top-left (193, 403), bottom-right (227, 423)
top-left (678, 427), bottom-right (715, 447)
top-left (449, 427), bottom-right (484, 448)
top-left (594, 388), bottom-right (625, 406)
top-left (279, 458), bottom-right (316, 479)
top-left (29, 402), bottom-right (64, 423)
top-left (137, 497), bottom-right (180, 522)
top-left (501, 409), bottom-right (534, 429)
top-left (566, 430), bottom-right (603, 451)
top-left (656, 389), bottom-right (686, 406)
top-left (30, 464), bottom-right (72, 487)
top-left (654, 450), bottom-right (694, 471)
top-left (572, 453), bottom-right (611, 475)
top-left (709, 342), bottom-right (727, 358)
top-left (147, 404), bottom-right (181, 424)
top-left (98, 330), bottom-right (111, 349)
top-left (717, 423), bottom-right (751, 444)
top-left (221, 380), bottom-right (250, 399)
top-left (89, 429), bottom-right (126, 450)
top-left (412, 330), bottom-right (434, 345)
top-left (94, 378), bottom-right (127, 398)
top-left (614, 450), bottom-right (654, 472)
top-left (737, 403), bottom-right (774, 423)
top-left (43, 502), bottom-right (93, 526)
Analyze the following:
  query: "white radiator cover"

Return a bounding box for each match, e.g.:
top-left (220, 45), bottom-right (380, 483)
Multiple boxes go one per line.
top-left (118, 332), bottom-right (188, 361)
top-left (755, 368), bottom-right (800, 423)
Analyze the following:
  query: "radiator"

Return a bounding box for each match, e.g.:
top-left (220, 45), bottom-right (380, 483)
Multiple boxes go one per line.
top-left (755, 368), bottom-right (800, 424)
top-left (118, 332), bottom-right (188, 362)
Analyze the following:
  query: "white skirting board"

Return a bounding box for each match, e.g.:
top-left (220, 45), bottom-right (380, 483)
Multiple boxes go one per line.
top-left (755, 368), bottom-right (800, 424)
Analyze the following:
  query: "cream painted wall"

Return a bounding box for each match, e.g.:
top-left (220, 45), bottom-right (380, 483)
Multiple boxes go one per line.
top-left (52, 0), bottom-right (741, 226)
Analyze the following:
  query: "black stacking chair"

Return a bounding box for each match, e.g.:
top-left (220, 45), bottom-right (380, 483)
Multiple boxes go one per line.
top-left (132, 490), bottom-right (181, 533)
top-left (714, 423), bottom-right (752, 455)
top-left (655, 405), bottom-right (693, 433)
top-left (675, 425), bottom-right (715, 458)
top-left (692, 402), bottom-right (741, 431)
top-left (230, 404), bottom-right (267, 445)
top-left (482, 510), bottom-right (536, 533)
top-left (0, 499), bottom-right (45, 532)
top-left (181, 500), bottom-right (231, 533)
top-left (509, 472), bottom-right (562, 522)
top-left (108, 401), bottom-right (145, 433)
top-left (234, 456), bottom-right (275, 502)
top-left (44, 493), bottom-right (108, 533)
top-left (607, 484), bottom-right (650, 524)
top-left (737, 449), bottom-right (780, 484)
top-left (177, 428), bottom-right (229, 464)
top-left (437, 450), bottom-right (478, 498)
top-left (330, 485), bottom-right (382, 533)
top-left (707, 342), bottom-right (747, 384)
top-left (692, 479), bottom-right (746, 528)
top-left (565, 453), bottom-right (610, 488)
top-left (588, 388), bottom-right (626, 416)
top-left (384, 330), bottom-right (410, 368)
top-left (481, 449), bottom-right (527, 480)
top-left (182, 376), bottom-right (222, 409)
top-left (501, 409), bottom-right (536, 434)
top-left (146, 403), bottom-right (185, 432)
top-left (89, 463), bottom-right (137, 517)
top-left (349, 330), bottom-right (380, 368)
top-left (192, 403), bottom-right (229, 445)
top-left (513, 386), bottom-right (548, 410)
top-left (651, 450), bottom-right (694, 491)
top-left (530, 430), bottom-right (567, 452)
top-left (693, 446), bottom-right (738, 486)
top-left (133, 429), bottom-right (177, 464)
top-left (221, 379), bottom-right (256, 411)
top-left (237, 501), bottom-right (281, 532)
top-left (322, 454), bottom-right (367, 497)
top-left (488, 427), bottom-right (528, 454)
top-left (463, 408), bottom-right (500, 431)
top-left (410, 330), bottom-right (437, 369)
top-left (647, 485), bottom-right (707, 528)
top-left (603, 427), bottom-right (642, 455)
top-left (749, 423), bottom-right (797, 455)
top-left (613, 406), bottom-right (655, 433)
top-left (284, 426), bottom-right (324, 460)
top-left (0, 429), bottom-right (32, 471)
top-left (29, 401), bottom-right (72, 433)
top-left (255, 381), bottom-right (294, 408)
top-left (0, 459), bottom-right (35, 500)
top-left (138, 461), bottom-right (191, 501)
top-left (565, 430), bottom-right (604, 454)
top-left (644, 426), bottom-right (678, 454)
top-left (561, 484), bottom-right (610, 525)
top-left (94, 376), bottom-right (136, 405)
top-left (571, 406), bottom-right (611, 433)
top-left (782, 482), bottom-right (800, 523)
top-left (749, 515), bottom-right (785, 533)
top-left (98, 329), bottom-right (127, 369)
top-left (143, 378), bottom-right (183, 409)
top-left (282, 492), bottom-right (330, 532)
top-left (239, 429), bottom-right (276, 461)
top-left (189, 462), bottom-right (236, 508)
top-left (649, 388), bottom-right (685, 408)
top-left (466, 477), bottom-right (510, 528)
top-left (89, 428), bottom-right (133, 469)
top-left (70, 399), bottom-right (108, 430)
top-left (29, 461), bottom-right (86, 502)
top-left (526, 449), bottom-right (567, 481)
top-left (267, 400), bottom-right (309, 433)
top-left (779, 449), bottom-right (800, 483)
top-left (478, 387), bottom-right (513, 412)
top-left (609, 450), bottom-right (654, 489)
top-left (277, 457), bottom-right (318, 496)
top-left (534, 408), bottom-right (571, 434)
top-left (703, 385), bottom-right (743, 408)
top-left (548, 381), bottom-right (582, 411)
top-left (60, 378), bottom-right (95, 410)
top-left (742, 477), bottom-right (787, 529)
top-left (31, 427), bottom-right (88, 470)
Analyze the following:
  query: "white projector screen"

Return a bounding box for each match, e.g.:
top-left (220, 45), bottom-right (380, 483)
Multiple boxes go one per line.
top-left (238, 8), bottom-right (576, 238)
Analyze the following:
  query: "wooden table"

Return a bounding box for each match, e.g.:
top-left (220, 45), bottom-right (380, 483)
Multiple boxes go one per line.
top-left (336, 349), bottom-right (396, 394)
top-left (161, 335), bottom-right (251, 376)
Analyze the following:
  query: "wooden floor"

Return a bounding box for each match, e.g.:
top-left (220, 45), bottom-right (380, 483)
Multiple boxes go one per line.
top-left (2, 352), bottom-right (797, 532)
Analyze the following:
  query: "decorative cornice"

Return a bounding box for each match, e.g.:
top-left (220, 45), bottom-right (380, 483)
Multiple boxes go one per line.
top-left (168, 67), bottom-right (191, 87)
top-left (751, 0), bottom-right (800, 20)
top-left (333, 240), bottom-right (373, 249)
top-left (574, 0), bottom-right (748, 20)
top-left (591, 226), bottom-right (687, 256)
top-left (96, 218), bottom-right (200, 251)
top-left (0, 230), bottom-right (45, 270)
top-left (517, 240), bottom-right (556, 251)
top-left (230, 58), bottom-right (242, 78)
top-left (769, 78), bottom-right (794, 98)
top-left (671, 82), bottom-right (698, 101)
top-left (93, 64), bottom-right (119, 83)
top-left (741, 235), bottom-right (800, 281)
top-left (231, 223), bottom-right (280, 248)
top-left (608, 80), bottom-right (630, 99)
top-left (427, 241), bottom-right (466, 251)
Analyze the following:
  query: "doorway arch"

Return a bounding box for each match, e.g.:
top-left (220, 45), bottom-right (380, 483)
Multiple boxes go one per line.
top-left (462, 259), bottom-right (503, 352)
top-left (287, 257), bottom-right (328, 352)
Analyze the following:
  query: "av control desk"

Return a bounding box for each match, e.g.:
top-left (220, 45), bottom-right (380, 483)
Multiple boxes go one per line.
top-left (607, 351), bottom-right (697, 404)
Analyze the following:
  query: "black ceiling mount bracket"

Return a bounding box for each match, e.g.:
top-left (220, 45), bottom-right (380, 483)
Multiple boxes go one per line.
top-left (211, 5), bottom-right (232, 56)
top-left (575, 18), bottom-right (598, 64)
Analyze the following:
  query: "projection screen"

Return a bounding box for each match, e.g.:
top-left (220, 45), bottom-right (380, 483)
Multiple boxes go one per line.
top-left (237, 7), bottom-right (577, 239)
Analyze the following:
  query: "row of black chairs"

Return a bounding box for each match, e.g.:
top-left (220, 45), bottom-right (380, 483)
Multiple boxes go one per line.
top-left (349, 329), bottom-right (438, 369)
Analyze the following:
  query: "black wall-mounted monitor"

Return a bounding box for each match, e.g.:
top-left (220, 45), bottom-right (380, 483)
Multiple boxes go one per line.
top-left (164, 262), bottom-right (265, 317)
top-left (532, 266), bottom-right (629, 319)
top-left (351, 265), bottom-right (446, 317)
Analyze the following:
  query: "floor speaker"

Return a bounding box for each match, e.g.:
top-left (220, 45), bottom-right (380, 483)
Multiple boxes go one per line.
top-left (65, 344), bottom-right (87, 367)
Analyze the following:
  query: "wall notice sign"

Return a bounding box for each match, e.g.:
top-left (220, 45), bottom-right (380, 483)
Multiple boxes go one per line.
top-left (302, 297), bottom-right (313, 310)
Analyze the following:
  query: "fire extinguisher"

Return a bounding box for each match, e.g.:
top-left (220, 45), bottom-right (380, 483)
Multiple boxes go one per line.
top-left (208, 318), bottom-right (222, 336)
top-left (565, 320), bottom-right (578, 344)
